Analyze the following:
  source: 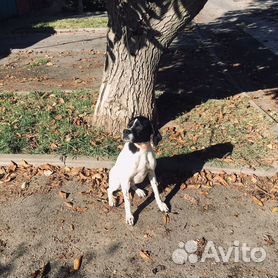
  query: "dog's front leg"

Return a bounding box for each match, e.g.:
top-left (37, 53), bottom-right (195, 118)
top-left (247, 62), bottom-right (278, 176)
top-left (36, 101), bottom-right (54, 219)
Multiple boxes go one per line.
top-left (148, 170), bottom-right (169, 212)
top-left (122, 181), bottom-right (134, 225)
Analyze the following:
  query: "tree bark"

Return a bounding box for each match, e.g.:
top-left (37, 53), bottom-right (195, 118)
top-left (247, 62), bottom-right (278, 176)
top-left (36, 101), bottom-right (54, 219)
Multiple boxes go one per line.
top-left (94, 0), bottom-right (207, 135)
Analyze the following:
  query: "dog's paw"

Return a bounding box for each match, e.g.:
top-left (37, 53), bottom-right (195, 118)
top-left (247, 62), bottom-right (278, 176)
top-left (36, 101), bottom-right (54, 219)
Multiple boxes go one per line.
top-left (108, 197), bottom-right (116, 207)
top-left (158, 202), bottom-right (169, 212)
top-left (125, 214), bottom-right (134, 225)
top-left (135, 188), bottom-right (146, 198)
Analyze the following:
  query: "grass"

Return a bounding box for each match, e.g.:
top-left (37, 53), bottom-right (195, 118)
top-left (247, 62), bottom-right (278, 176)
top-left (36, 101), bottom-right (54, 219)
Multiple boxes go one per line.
top-left (0, 90), bottom-right (119, 158)
top-left (32, 17), bottom-right (108, 30)
top-left (0, 15), bottom-right (108, 35)
top-left (0, 92), bottom-right (276, 169)
top-left (158, 95), bottom-right (277, 169)
top-left (29, 58), bottom-right (50, 67)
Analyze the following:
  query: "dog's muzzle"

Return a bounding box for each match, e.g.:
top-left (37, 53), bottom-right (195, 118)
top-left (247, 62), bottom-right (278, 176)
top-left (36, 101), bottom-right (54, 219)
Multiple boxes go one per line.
top-left (123, 129), bottom-right (134, 142)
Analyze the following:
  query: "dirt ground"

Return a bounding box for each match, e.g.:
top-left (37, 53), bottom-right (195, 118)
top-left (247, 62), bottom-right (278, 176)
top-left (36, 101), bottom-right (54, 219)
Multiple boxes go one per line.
top-left (0, 167), bottom-right (277, 278)
top-left (0, 48), bottom-right (105, 93)
top-left (0, 0), bottom-right (277, 277)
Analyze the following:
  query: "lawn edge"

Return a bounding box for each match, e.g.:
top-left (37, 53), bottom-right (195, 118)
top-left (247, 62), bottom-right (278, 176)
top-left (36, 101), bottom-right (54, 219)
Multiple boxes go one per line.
top-left (0, 154), bottom-right (113, 169)
top-left (2, 27), bottom-right (108, 36)
top-left (0, 154), bottom-right (277, 177)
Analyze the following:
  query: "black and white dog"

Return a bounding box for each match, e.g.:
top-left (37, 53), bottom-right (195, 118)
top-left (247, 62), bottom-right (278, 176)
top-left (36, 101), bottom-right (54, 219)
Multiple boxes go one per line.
top-left (108, 116), bottom-right (169, 225)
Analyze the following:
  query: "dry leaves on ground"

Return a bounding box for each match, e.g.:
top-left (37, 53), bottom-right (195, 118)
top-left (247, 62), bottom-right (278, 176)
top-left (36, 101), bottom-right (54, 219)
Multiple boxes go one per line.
top-left (0, 161), bottom-right (277, 211)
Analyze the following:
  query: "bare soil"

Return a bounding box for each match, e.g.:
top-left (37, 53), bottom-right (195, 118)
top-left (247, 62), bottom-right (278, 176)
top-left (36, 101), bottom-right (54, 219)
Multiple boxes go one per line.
top-left (0, 165), bottom-right (277, 278)
top-left (0, 49), bottom-right (104, 92)
top-left (0, 1), bottom-right (277, 277)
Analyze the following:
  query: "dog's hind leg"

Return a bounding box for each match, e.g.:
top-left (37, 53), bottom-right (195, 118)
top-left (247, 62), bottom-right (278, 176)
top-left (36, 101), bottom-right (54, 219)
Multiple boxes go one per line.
top-left (131, 184), bottom-right (146, 198)
top-left (108, 169), bottom-right (120, 207)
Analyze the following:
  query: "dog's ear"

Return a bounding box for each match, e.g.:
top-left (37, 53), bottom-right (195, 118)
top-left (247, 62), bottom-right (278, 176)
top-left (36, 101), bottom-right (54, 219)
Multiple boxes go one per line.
top-left (151, 124), bottom-right (162, 147)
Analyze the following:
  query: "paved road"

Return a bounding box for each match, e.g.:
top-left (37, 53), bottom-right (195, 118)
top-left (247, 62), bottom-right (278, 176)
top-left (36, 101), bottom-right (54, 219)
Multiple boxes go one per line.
top-left (171, 0), bottom-right (277, 55)
top-left (0, 0), bottom-right (276, 55)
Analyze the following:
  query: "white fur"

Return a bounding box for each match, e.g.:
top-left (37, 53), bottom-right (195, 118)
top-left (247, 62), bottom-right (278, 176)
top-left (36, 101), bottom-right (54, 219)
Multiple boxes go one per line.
top-left (108, 142), bottom-right (169, 225)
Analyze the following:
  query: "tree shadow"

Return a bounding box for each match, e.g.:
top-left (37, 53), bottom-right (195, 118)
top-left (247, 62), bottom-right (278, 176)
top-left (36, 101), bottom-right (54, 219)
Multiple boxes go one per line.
top-left (133, 142), bottom-right (233, 223)
top-left (0, 11), bottom-right (106, 60)
top-left (0, 242), bottom-right (43, 277)
top-left (105, 0), bottom-right (207, 64)
top-left (156, 0), bottom-right (278, 126)
top-left (0, 15), bottom-right (56, 60)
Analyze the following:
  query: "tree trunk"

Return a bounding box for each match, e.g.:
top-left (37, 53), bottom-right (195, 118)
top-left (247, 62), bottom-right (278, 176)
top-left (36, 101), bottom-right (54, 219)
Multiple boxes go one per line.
top-left (94, 0), bottom-right (207, 135)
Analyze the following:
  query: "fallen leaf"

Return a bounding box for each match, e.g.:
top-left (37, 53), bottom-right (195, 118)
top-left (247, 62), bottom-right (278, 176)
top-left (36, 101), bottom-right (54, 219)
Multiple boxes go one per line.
top-left (21, 181), bottom-right (29, 189)
top-left (263, 234), bottom-right (275, 245)
top-left (214, 175), bottom-right (229, 186)
top-left (139, 250), bottom-right (152, 262)
top-left (0, 168), bottom-right (5, 179)
top-left (271, 207), bottom-right (278, 214)
top-left (58, 98), bottom-right (65, 104)
top-left (44, 170), bottom-right (53, 176)
top-left (21, 160), bottom-right (32, 168)
top-left (228, 174), bottom-right (237, 183)
top-left (187, 184), bottom-right (201, 190)
top-left (180, 184), bottom-right (187, 190)
top-left (92, 172), bottom-right (102, 180)
top-left (55, 114), bottom-right (62, 120)
top-left (251, 175), bottom-right (257, 183)
top-left (152, 265), bottom-right (166, 274)
top-left (3, 173), bottom-right (16, 182)
top-left (252, 196), bottom-right (264, 207)
top-left (144, 233), bottom-right (152, 239)
top-left (51, 180), bottom-right (63, 187)
top-left (50, 143), bottom-right (58, 150)
top-left (183, 193), bottom-right (199, 205)
top-left (39, 164), bottom-right (54, 171)
top-left (102, 206), bottom-right (110, 213)
top-left (8, 161), bottom-right (17, 173)
top-left (163, 213), bottom-right (170, 225)
top-left (199, 191), bottom-right (209, 197)
top-left (196, 237), bottom-right (207, 258)
top-left (73, 256), bottom-right (83, 270)
top-left (64, 201), bottom-right (74, 208)
top-left (59, 191), bottom-right (69, 199)
top-left (70, 167), bottom-right (83, 176)
top-left (74, 206), bottom-right (88, 213)
top-left (205, 171), bottom-right (213, 181)
top-left (266, 144), bottom-right (273, 149)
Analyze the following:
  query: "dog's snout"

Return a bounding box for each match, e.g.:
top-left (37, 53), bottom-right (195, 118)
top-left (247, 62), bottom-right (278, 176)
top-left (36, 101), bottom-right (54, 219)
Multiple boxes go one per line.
top-left (123, 129), bottom-right (134, 141)
top-left (123, 129), bottom-right (131, 136)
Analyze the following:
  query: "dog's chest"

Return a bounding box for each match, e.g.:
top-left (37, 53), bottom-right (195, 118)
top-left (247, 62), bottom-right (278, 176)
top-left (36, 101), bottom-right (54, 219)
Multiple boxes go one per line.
top-left (132, 152), bottom-right (155, 182)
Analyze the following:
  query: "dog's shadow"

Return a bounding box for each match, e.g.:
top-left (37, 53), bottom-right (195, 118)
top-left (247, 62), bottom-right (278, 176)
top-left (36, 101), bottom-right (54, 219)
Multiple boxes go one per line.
top-left (133, 142), bottom-right (234, 224)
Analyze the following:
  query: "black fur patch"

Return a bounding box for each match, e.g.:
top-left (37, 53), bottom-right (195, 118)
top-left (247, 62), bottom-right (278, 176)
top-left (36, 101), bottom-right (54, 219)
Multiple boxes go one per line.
top-left (128, 142), bottom-right (139, 153)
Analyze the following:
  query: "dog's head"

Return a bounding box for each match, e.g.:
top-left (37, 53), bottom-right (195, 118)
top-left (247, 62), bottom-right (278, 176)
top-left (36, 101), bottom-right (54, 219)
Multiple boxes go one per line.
top-left (123, 116), bottom-right (162, 146)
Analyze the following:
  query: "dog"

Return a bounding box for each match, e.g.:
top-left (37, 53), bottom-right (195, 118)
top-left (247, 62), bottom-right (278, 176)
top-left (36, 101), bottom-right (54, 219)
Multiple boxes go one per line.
top-left (107, 116), bottom-right (169, 225)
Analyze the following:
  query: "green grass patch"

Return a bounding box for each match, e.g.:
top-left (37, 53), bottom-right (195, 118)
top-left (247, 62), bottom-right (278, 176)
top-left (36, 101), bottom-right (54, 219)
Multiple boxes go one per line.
top-left (29, 58), bottom-right (50, 67)
top-left (32, 17), bottom-right (108, 30)
top-left (0, 92), bottom-right (276, 168)
top-left (0, 90), bottom-right (119, 158)
top-left (159, 95), bottom-right (277, 169)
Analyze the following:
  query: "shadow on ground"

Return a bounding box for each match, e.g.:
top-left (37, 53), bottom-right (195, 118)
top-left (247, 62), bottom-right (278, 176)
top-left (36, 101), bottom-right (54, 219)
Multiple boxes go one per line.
top-left (0, 11), bottom-right (107, 60)
top-left (0, 15), bottom-right (57, 60)
top-left (133, 142), bottom-right (233, 223)
top-left (156, 0), bottom-right (278, 126)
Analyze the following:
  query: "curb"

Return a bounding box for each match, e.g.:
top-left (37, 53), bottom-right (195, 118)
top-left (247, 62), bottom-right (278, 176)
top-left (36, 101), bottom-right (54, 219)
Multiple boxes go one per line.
top-left (0, 27), bottom-right (108, 37)
top-left (0, 154), bottom-right (114, 169)
top-left (0, 154), bottom-right (277, 177)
